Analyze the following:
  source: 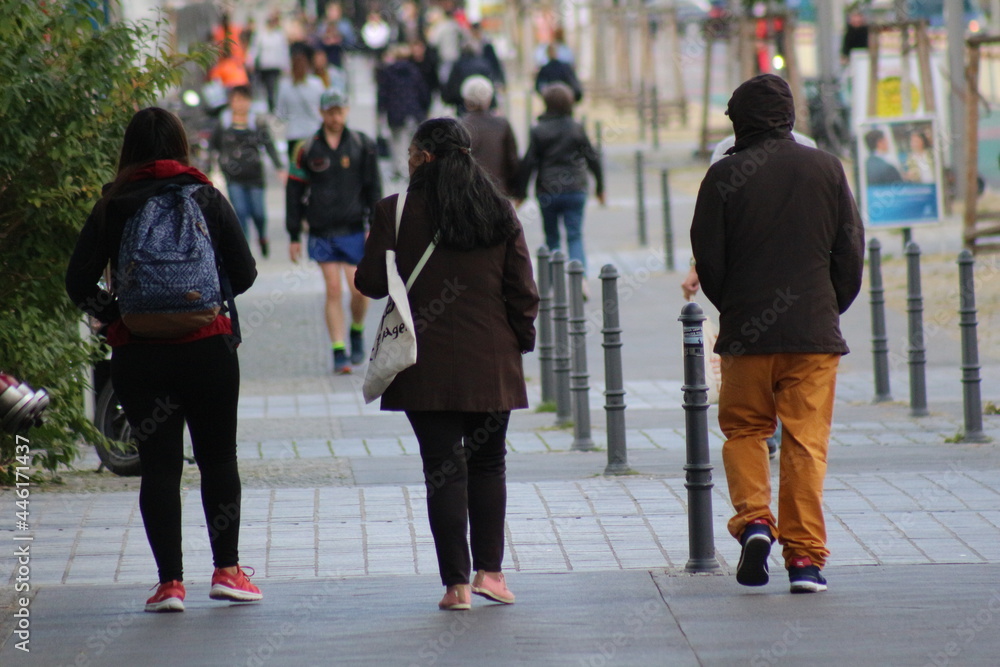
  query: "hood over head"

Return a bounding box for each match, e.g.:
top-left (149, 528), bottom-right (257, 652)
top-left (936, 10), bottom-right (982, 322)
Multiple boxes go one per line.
top-left (724, 74), bottom-right (795, 155)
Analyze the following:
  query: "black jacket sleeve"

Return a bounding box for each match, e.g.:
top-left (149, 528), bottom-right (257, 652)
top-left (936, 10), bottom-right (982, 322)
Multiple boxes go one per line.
top-left (65, 203), bottom-right (119, 324)
top-left (830, 168), bottom-right (865, 314)
top-left (359, 132), bottom-right (383, 227)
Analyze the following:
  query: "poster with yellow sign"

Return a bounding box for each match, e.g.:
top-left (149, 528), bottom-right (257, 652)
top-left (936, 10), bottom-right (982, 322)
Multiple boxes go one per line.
top-left (849, 51), bottom-right (945, 228)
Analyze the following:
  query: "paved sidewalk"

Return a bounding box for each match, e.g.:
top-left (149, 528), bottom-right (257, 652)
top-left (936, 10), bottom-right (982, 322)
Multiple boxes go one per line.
top-left (5, 54), bottom-right (1000, 667)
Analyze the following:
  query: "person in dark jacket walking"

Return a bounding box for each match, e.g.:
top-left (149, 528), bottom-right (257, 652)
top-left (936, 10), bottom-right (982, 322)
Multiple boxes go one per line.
top-left (460, 76), bottom-right (518, 197)
top-left (65, 107), bottom-right (262, 612)
top-left (515, 83), bottom-right (603, 277)
top-left (534, 43), bottom-right (582, 102)
top-left (355, 118), bottom-right (539, 611)
top-left (210, 85), bottom-right (285, 259)
top-left (286, 88), bottom-right (382, 374)
top-left (442, 44), bottom-right (500, 115)
top-left (690, 74), bottom-right (865, 595)
top-left (377, 44), bottom-right (430, 181)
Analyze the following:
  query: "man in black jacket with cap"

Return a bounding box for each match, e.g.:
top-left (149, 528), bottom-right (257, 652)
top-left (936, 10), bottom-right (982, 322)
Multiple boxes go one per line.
top-left (690, 74), bottom-right (864, 594)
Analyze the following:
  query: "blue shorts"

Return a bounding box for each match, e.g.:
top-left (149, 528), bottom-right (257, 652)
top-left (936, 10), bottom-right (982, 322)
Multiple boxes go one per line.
top-left (307, 230), bottom-right (366, 265)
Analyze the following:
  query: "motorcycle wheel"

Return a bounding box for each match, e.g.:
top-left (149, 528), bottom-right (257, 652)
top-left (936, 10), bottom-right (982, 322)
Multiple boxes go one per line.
top-left (93, 380), bottom-right (142, 476)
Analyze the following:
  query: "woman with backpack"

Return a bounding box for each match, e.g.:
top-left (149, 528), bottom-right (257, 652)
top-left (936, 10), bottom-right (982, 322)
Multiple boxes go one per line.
top-left (65, 107), bottom-right (261, 613)
top-left (355, 118), bottom-right (539, 611)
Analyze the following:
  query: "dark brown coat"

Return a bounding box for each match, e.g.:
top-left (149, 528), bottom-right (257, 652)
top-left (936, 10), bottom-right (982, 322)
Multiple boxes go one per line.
top-left (461, 111), bottom-right (519, 197)
top-left (691, 75), bottom-right (865, 357)
top-left (355, 188), bottom-right (539, 412)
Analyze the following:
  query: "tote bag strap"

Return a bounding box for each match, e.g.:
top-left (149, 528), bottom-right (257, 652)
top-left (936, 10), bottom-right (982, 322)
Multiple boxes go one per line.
top-left (393, 191), bottom-right (437, 293)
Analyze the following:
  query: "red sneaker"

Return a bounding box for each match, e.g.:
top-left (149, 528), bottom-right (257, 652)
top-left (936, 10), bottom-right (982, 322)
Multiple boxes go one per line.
top-left (209, 565), bottom-right (263, 602)
top-left (145, 580), bottom-right (186, 613)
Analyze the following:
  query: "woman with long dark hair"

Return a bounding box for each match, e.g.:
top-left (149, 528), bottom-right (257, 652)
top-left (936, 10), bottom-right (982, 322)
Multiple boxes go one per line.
top-left (66, 107), bottom-right (261, 612)
top-left (355, 117), bottom-right (539, 610)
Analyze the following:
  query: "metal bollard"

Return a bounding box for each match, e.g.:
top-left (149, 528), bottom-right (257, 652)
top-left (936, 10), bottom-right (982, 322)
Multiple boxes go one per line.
top-left (638, 81), bottom-right (646, 142)
top-left (568, 260), bottom-right (595, 451)
top-left (651, 84), bottom-right (660, 149)
top-left (601, 265), bottom-right (630, 474)
top-left (957, 250), bottom-right (990, 442)
top-left (595, 120), bottom-right (603, 158)
top-left (868, 239), bottom-right (892, 402)
top-left (905, 241), bottom-right (929, 417)
top-left (537, 246), bottom-right (556, 404)
top-left (635, 151), bottom-right (648, 247)
top-left (550, 251), bottom-right (572, 426)
top-left (661, 169), bottom-right (675, 272)
top-left (679, 302), bottom-right (721, 573)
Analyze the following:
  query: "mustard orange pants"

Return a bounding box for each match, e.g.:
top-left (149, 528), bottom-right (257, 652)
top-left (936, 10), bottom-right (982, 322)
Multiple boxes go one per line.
top-left (718, 353), bottom-right (840, 569)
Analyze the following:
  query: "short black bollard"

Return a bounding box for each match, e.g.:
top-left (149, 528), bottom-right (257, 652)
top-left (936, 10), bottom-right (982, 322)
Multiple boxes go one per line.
top-left (568, 260), bottom-right (595, 450)
top-left (635, 150), bottom-right (648, 247)
top-left (957, 250), bottom-right (990, 442)
top-left (551, 251), bottom-right (572, 426)
top-left (905, 241), bottom-right (929, 417)
top-left (661, 169), bottom-right (675, 272)
top-left (537, 246), bottom-right (556, 404)
top-left (601, 265), bottom-right (630, 474)
top-left (651, 84), bottom-right (660, 149)
top-left (868, 239), bottom-right (892, 402)
top-left (679, 302), bottom-right (721, 573)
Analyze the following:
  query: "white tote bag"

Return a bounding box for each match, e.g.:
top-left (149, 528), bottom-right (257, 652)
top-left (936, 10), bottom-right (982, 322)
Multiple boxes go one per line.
top-left (362, 192), bottom-right (436, 404)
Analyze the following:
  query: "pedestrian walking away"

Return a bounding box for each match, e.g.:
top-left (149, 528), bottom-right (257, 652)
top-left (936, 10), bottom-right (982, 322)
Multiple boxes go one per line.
top-left (275, 42), bottom-right (325, 162)
top-left (355, 118), bottom-right (539, 611)
top-left (65, 107), bottom-right (262, 612)
top-left (376, 44), bottom-right (430, 182)
top-left (286, 88), bottom-right (382, 374)
top-left (690, 74), bottom-right (865, 594)
top-left (515, 83), bottom-right (603, 287)
top-left (210, 85), bottom-right (286, 259)
top-left (459, 76), bottom-right (518, 197)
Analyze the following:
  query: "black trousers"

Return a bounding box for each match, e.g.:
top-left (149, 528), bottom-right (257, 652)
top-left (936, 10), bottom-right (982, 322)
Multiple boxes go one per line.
top-left (406, 410), bottom-right (511, 586)
top-left (111, 335), bottom-right (243, 583)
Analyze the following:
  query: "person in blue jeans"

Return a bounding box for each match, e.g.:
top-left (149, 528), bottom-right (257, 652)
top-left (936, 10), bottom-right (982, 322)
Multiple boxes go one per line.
top-left (210, 85), bottom-right (285, 258)
top-left (515, 83), bottom-right (603, 284)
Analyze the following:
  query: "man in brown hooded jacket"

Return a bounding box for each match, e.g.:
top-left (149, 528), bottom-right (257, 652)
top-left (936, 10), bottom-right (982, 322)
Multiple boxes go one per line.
top-left (690, 74), bottom-right (864, 593)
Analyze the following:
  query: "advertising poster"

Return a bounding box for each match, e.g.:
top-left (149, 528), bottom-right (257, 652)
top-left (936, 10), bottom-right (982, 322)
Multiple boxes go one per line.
top-left (857, 118), bottom-right (942, 227)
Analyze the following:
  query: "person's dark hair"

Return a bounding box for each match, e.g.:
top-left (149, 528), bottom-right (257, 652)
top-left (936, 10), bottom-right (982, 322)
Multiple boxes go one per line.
top-left (117, 107), bottom-right (189, 174)
top-left (290, 41), bottom-right (314, 61)
top-left (411, 117), bottom-right (520, 250)
top-left (229, 84), bottom-right (253, 99)
top-left (541, 82), bottom-right (574, 116)
top-left (89, 107), bottom-right (191, 271)
top-left (864, 128), bottom-right (884, 152)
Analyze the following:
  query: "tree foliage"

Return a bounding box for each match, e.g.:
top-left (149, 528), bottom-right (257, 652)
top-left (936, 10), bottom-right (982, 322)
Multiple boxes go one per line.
top-left (0, 0), bottom-right (208, 481)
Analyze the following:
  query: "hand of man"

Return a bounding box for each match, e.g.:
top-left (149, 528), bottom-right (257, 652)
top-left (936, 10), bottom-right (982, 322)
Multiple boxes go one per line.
top-left (596, 192), bottom-right (606, 206)
top-left (289, 241), bottom-right (302, 264)
top-left (681, 265), bottom-right (700, 300)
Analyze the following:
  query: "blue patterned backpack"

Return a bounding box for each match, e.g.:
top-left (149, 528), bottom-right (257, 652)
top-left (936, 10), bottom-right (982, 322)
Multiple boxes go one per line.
top-left (117, 184), bottom-right (222, 338)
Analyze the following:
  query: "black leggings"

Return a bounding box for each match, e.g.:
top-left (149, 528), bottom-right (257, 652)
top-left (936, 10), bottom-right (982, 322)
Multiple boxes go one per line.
top-left (406, 410), bottom-right (510, 586)
top-left (111, 336), bottom-right (242, 583)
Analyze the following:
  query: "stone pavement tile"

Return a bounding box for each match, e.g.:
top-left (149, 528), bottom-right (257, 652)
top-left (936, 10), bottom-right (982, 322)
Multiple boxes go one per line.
top-left (258, 441), bottom-right (297, 460)
top-left (507, 431), bottom-right (549, 453)
top-left (535, 430), bottom-right (574, 451)
top-left (293, 439), bottom-right (333, 457)
top-left (364, 437), bottom-right (405, 456)
top-left (910, 538), bottom-right (985, 563)
top-left (330, 438), bottom-right (369, 457)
